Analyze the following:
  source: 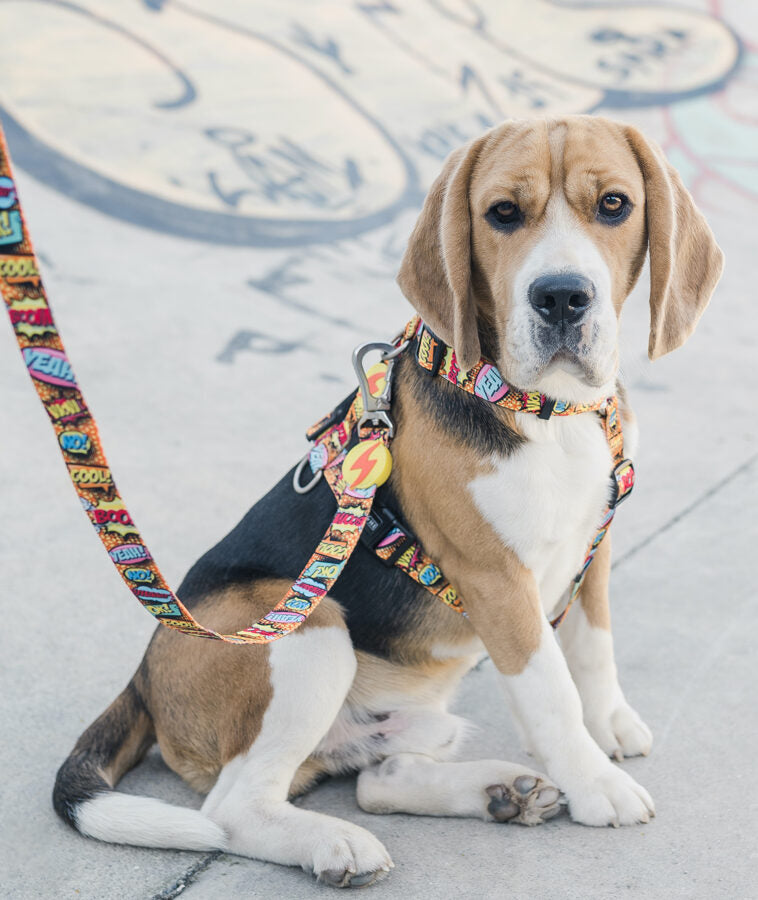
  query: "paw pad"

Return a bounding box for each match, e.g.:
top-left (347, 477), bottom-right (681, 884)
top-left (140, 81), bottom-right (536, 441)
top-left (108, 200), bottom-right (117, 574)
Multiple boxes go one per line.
top-left (486, 778), bottom-right (563, 825)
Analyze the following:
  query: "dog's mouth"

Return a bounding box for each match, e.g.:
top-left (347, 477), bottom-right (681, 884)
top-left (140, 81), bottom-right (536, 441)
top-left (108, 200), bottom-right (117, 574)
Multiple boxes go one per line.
top-left (502, 316), bottom-right (616, 401)
top-left (544, 348), bottom-right (610, 389)
top-left (548, 348), bottom-right (584, 373)
top-left (528, 317), bottom-right (614, 387)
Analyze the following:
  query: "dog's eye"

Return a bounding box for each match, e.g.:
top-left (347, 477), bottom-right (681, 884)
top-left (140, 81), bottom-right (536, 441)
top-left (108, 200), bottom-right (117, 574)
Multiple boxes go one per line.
top-left (486, 200), bottom-right (522, 232)
top-left (597, 193), bottom-right (631, 224)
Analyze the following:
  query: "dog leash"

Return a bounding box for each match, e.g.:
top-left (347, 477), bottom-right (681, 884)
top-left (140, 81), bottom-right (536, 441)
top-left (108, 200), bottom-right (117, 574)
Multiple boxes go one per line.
top-left (0, 128), bottom-right (401, 645)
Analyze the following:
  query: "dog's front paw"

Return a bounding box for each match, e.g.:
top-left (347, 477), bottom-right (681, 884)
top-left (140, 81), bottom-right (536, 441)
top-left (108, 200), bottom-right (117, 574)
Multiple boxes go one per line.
top-left (563, 762), bottom-right (654, 827)
top-left (311, 822), bottom-right (393, 888)
top-left (586, 699), bottom-right (653, 761)
top-left (485, 774), bottom-right (562, 826)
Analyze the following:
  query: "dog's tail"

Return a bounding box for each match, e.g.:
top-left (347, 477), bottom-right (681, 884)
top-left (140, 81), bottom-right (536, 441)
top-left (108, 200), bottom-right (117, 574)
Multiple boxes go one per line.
top-left (53, 680), bottom-right (226, 851)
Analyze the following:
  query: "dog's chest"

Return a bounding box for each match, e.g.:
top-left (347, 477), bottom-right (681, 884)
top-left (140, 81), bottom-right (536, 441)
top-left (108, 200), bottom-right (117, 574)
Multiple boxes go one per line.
top-left (469, 414), bottom-right (611, 614)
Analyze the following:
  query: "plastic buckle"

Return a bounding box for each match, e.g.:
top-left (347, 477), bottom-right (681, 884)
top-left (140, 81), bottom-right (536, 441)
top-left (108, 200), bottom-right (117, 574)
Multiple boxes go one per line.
top-left (609, 458), bottom-right (635, 508)
top-left (360, 505), bottom-right (413, 565)
top-left (360, 505), bottom-right (402, 551)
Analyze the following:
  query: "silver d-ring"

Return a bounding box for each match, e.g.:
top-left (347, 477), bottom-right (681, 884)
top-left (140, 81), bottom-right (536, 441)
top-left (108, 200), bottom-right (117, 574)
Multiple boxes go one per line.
top-left (293, 451), bottom-right (323, 494)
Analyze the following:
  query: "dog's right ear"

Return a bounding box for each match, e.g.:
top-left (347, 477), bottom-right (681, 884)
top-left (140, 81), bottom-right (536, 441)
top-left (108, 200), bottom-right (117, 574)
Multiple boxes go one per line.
top-left (397, 137), bottom-right (486, 372)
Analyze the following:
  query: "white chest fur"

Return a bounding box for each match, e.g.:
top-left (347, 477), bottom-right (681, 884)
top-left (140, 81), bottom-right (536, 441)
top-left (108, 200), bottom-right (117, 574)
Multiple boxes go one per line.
top-left (469, 414), bottom-right (612, 616)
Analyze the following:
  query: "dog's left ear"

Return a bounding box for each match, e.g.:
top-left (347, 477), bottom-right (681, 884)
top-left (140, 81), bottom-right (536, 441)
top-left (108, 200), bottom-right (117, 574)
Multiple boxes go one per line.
top-left (397, 136), bottom-right (487, 372)
top-left (624, 126), bottom-right (724, 361)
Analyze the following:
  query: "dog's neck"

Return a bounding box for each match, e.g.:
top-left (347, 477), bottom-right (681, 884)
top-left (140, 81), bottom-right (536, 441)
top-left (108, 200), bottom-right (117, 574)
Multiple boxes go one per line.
top-left (394, 352), bottom-right (524, 458)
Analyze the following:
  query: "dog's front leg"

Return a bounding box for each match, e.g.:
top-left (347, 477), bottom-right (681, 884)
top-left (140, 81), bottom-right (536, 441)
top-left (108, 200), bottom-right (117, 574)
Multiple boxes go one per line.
top-left (558, 533), bottom-right (653, 760)
top-left (462, 564), bottom-right (654, 827)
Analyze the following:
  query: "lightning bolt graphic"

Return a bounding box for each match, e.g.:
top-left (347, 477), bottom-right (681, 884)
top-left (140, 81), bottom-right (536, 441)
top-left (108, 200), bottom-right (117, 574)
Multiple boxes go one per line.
top-left (349, 443), bottom-right (380, 485)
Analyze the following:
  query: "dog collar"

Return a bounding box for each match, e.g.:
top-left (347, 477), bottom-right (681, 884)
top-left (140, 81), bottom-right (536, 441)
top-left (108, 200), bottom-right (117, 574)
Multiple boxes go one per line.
top-left (412, 318), bottom-right (607, 419)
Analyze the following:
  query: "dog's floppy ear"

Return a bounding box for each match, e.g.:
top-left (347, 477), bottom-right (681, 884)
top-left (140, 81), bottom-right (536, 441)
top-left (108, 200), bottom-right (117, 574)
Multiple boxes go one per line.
top-left (397, 137), bottom-right (486, 372)
top-left (624, 126), bottom-right (724, 360)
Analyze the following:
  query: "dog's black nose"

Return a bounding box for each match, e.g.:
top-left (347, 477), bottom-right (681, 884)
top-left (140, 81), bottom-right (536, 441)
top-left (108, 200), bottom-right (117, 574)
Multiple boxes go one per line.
top-left (528, 274), bottom-right (594, 326)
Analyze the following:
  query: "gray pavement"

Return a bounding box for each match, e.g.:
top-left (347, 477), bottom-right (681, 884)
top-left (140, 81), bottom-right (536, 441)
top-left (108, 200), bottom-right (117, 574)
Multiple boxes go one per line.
top-left (1, 1), bottom-right (757, 898)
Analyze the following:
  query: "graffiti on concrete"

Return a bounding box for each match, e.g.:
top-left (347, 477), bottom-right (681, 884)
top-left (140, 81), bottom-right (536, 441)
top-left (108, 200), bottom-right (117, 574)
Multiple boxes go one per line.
top-left (0, 0), bottom-right (742, 246)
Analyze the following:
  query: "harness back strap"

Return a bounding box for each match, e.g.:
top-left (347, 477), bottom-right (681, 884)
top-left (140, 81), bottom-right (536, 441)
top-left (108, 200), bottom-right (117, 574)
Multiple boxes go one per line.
top-left (0, 129), bottom-right (385, 645)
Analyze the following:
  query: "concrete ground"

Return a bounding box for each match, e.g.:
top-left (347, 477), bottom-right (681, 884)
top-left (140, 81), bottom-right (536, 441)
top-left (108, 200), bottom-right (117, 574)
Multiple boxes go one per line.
top-left (1, 1), bottom-right (756, 897)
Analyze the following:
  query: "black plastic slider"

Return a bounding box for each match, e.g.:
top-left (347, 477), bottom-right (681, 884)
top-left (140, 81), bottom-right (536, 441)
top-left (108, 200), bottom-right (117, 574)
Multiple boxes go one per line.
top-left (417, 327), bottom-right (447, 378)
top-left (538, 397), bottom-right (556, 419)
top-left (607, 458), bottom-right (635, 509)
top-left (361, 505), bottom-right (403, 551)
top-left (360, 504), bottom-right (415, 566)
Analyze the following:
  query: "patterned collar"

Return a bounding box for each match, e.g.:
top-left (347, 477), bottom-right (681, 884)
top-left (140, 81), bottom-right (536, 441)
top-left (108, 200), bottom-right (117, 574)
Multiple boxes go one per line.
top-left (411, 318), bottom-right (608, 419)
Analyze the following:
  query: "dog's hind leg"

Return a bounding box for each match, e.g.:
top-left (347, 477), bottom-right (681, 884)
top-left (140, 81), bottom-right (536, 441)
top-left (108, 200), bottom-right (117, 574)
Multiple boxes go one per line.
top-left (202, 619), bottom-right (393, 887)
top-left (357, 752), bottom-right (561, 825)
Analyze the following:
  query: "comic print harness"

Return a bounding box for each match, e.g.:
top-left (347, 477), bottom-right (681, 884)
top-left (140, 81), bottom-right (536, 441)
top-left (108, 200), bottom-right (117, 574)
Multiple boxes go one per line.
top-left (0, 125), bottom-right (634, 644)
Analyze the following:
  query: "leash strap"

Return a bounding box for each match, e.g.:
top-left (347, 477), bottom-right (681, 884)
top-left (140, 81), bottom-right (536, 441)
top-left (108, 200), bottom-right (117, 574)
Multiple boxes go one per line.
top-left (304, 324), bottom-right (465, 617)
top-left (0, 114), bottom-right (633, 640)
top-left (0, 130), bottom-right (387, 645)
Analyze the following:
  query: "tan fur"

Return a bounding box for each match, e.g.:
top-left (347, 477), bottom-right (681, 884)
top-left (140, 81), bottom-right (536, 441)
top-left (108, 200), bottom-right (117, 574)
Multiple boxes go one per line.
top-left (397, 136), bottom-right (488, 370)
top-left (623, 125), bottom-right (725, 359)
top-left (102, 713), bottom-right (154, 788)
top-left (98, 688), bottom-right (155, 788)
top-left (390, 382), bottom-right (542, 676)
top-left (574, 529), bottom-right (612, 631)
top-left (136, 580), bottom-right (346, 793)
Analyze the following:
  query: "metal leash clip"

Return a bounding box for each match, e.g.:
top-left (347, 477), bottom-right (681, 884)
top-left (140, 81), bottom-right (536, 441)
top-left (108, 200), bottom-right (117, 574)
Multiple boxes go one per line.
top-left (352, 339), bottom-right (408, 438)
top-left (293, 337), bottom-right (409, 495)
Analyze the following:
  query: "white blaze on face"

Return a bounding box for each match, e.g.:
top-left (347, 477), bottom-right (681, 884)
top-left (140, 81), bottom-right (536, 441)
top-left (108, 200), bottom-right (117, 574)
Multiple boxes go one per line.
top-left (506, 194), bottom-right (617, 401)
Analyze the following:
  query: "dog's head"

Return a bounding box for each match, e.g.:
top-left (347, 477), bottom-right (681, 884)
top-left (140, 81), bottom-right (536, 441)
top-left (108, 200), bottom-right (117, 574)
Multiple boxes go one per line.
top-left (398, 116), bottom-right (723, 403)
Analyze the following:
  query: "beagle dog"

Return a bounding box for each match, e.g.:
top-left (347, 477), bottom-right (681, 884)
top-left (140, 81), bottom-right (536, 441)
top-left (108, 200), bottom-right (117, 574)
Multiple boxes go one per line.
top-left (54, 116), bottom-right (723, 887)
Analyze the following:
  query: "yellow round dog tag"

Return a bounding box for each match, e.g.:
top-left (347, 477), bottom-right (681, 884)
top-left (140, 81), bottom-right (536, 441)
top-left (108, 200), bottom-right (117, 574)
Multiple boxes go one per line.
top-left (343, 439), bottom-right (393, 489)
top-left (365, 361), bottom-right (388, 398)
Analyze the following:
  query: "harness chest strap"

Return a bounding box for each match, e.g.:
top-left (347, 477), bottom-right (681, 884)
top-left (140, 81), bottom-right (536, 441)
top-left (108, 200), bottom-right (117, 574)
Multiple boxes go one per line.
top-left (0, 129), bottom-right (386, 645)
